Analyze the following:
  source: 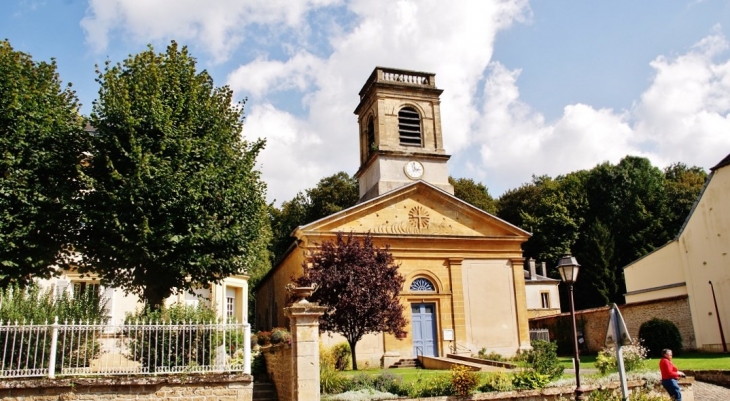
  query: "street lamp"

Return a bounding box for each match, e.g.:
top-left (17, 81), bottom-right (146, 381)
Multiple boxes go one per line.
top-left (557, 254), bottom-right (584, 401)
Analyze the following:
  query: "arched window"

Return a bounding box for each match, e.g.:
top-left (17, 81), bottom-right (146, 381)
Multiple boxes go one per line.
top-left (367, 116), bottom-right (375, 155)
top-left (410, 278), bottom-right (435, 291)
top-left (398, 107), bottom-right (422, 146)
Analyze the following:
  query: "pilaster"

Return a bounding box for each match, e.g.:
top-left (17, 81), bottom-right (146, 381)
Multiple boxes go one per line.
top-left (447, 258), bottom-right (468, 354)
top-left (511, 257), bottom-right (531, 351)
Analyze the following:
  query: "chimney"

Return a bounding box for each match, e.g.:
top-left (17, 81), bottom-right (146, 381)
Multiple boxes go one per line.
top-left (541, 262), bottom-right (547, 277)
top-left (529, 259), bottom-right (536, 280)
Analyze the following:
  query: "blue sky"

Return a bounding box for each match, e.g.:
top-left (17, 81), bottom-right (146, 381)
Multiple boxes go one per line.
top-left (2, 0), bottom-right (730, 204)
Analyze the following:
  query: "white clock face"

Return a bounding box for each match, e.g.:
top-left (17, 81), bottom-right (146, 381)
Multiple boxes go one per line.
top-left (404, 161), bottom-right (424, 179)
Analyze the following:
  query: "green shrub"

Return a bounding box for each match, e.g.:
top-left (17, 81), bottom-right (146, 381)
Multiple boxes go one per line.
top-left (0, 284), bottom-right (108, 372)
top-left (588, 388), bottom-right (671, 401)
top-left (406, 373), bottom-right (454, 397)
top-left (511, 369), bottom-right (550, 390)
top-left (595, 342), bottom-right (647, 375)
top-left (476, 348), bottom-right (506, 361)
top-left (320, 365), bottom-right (349, 394)
top-left (450, 364), bottom-right (480, 397)
top-left (251, 351), bottom-right (267, 375)
top-left (372, 372), bottom-right (404, 395)
top-left (523, 340), bottom-right (564, 380)
top-left (332, 342), bottom-right (352, 371)
top-left (638, 318), bottom-right (682, 358)
top-left (479, 370), bottom-right (513, 392)
top-left (124, 302), bottom-right (219, 371)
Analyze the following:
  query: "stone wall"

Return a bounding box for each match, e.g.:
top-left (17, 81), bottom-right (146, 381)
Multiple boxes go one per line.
top-left (0, 374), bottom-right (252, 401)
top-left (262, 344), bottom-right (293, 401)
top-left (684, 370), bottom-right (730, 389)
top-left (530, 296), bottom-right (695, 353)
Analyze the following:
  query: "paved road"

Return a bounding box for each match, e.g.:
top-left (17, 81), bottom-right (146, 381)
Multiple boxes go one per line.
top-left (694, 380), bottom-right (730, 401)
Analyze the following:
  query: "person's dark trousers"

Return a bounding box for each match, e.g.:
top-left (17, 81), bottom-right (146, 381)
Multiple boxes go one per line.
top-left (661, 379), bottom-right (682, 401)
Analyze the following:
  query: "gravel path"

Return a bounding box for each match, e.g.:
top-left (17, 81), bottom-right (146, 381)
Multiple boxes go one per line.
top-left (693, 380), bottom-right (730, 401)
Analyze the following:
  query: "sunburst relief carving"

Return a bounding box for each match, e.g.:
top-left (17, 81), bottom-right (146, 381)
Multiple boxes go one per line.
top-left (408, 206), bottom-right (430, 230)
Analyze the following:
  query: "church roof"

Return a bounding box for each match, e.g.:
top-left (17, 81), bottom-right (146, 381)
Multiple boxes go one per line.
top-left (295, 179), bottom-right (531, 238)
top-left (710, 152), bottom-right (730, 171)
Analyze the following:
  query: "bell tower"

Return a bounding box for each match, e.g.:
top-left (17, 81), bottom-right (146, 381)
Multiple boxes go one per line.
top-left (354, 67), bottom-right (454, 202)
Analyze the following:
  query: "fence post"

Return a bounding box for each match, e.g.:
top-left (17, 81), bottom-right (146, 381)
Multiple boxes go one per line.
top-left (48, 316), bottom-right (59, 379)
top-left (244, 323), bottom-right (251, 374)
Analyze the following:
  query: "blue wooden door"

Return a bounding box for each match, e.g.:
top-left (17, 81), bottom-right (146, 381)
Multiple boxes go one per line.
top-left (411, 303), bottom-right (437, 357)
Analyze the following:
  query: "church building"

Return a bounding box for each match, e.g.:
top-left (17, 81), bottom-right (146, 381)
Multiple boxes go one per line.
top-left (255, 67), bottom-right (532, 367)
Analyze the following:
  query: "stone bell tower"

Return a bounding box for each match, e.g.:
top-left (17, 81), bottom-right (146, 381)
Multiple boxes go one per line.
top-left (354, 67), bottom-right (454, 202)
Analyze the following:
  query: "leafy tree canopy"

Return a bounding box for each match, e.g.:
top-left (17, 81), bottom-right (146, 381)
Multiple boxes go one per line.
top-left (449, 176), bottom-right (497, 214)
top-left (293, 232), bottom-right (406, 370)
top-left (269, 172), bottom-right (358, 262)
top-left (0, 40), bottom-right (88, 288)
top-left (79, 42), bottom-right (268, 309)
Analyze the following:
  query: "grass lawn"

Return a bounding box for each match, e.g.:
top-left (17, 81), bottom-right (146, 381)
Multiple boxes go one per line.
top-left (664, 352), bottom-right (730, 370)
top-left (559, 355), bottom-right (597, 370)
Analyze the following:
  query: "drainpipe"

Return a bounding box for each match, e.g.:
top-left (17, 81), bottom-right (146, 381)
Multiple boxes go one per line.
top-left (709, 281), bottom-right (728, 353)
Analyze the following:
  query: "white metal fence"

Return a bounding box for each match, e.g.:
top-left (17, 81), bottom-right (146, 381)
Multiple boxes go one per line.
top-left (0, 318), bottom-right (251, 379)
top-left (529, 328), bottom-right (550, 342)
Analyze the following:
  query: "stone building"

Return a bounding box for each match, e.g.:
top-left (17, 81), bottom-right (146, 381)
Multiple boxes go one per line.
top-left (255, 67), bottom-right (532, 367)
top-left (623, 152), bottom-right (730, 352)
top-left (523, 259), bottom-right (561, 319)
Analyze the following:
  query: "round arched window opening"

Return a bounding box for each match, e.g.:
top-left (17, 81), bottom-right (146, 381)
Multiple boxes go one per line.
top-left (410, 277), bottom-right (435, 292)
top-left (398, 107), bottom-right (422, 146)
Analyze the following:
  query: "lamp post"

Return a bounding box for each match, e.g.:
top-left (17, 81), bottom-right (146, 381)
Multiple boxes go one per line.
top-left (557, 254), bottom-right (584, 401)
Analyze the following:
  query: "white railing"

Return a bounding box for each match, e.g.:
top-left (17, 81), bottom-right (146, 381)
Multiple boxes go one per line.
top-left (0, 318), bottom-right (251, 379)
top-left (529, 328), bottom-right (550, 342)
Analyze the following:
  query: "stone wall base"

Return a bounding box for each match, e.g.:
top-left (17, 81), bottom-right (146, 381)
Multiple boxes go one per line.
top-left (0, 374), bottom-right (253, 401)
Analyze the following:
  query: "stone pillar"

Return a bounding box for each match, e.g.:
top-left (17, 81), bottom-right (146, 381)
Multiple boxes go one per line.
top-left (447, 258), bottom-right (468, 355)
top-left (284, 302), bottom-right (326, 401)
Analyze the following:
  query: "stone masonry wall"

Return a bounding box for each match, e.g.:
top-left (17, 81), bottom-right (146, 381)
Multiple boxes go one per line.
top-left (0, 374), bottom-right (252, 401)
top-left (262, 344), bottom-right (293, 401)
top-left (530, 296), bottom-right (695, 353)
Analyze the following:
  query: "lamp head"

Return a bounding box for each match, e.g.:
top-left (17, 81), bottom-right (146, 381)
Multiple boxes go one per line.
top-left (557, 255), bottom-right (581, 284)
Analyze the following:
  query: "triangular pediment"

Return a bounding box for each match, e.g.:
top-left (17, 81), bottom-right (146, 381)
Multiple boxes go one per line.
top-left (297, 181), bottom-right (530, 238)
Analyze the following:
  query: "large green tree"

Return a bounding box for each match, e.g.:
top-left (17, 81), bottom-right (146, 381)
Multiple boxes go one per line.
top-left (79, 42), bottom-right (268, 309)
top-left (449, 176), bottom-right (497, 214)
top-left (0, 40), bottom-right (88, 288)
top-left (269, 172), bottom-right (358, 262)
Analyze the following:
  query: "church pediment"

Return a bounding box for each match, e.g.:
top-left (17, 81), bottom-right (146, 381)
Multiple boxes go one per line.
top-left (297, 181), bottom-right (529, 238)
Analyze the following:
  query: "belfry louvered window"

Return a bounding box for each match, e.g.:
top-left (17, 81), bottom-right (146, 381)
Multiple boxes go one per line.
top-left (367, 116), bottom-right (375, 155)
top-left (398, 107), bottom-right (422, 146)
top-left (410, 278), bottom-right (435, 291)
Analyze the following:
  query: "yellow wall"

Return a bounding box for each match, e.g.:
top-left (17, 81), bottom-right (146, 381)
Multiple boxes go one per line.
top-left (624, 165), bottom-right (730, 351)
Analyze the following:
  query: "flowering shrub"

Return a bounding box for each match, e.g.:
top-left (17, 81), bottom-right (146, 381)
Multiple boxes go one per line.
top-left (596, 341), bottom-right (648, 375)
top-left (450, 364), bottom-right (480, 397)
top-left (270, 327), bottom-right (292, 345)
top-left (256, 331), bottom-right (271, 346)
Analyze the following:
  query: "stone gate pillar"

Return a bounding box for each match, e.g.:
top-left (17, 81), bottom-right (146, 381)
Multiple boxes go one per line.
top-left (284, 298), bottom-right (326, 401)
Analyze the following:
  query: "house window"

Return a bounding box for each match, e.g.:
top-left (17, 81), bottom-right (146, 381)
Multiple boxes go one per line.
top-left (540, 292), bottom-right (550, 309)
top-left (410, 278), bottom-right (435, 291)
top-left (398, 107), bottom-right (422, 146)
top-left (73, 282), bottom-right (100, 300)
top-left (226, 296), bottom-right (235, 322)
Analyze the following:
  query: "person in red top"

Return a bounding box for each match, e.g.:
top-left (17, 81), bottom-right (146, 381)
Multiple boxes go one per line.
top-left (659, 348), bottom-right (685, 400)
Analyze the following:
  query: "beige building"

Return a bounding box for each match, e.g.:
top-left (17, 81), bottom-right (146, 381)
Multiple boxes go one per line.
top-left (39, 271), bottom-right (250, 325)
top-left (523, 259), bottom-right (561, 319)
top-left (624, 153), bottom-right (730, 352)
top-left (255, 67), bottom-right (532, 367)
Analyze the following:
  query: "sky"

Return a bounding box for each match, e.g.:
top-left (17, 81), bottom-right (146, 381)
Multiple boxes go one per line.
top-left (2, 0), bottom-right (730, 205)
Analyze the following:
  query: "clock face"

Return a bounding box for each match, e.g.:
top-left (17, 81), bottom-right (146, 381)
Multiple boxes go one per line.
top-left (404, 161), bottom-right (424, 179)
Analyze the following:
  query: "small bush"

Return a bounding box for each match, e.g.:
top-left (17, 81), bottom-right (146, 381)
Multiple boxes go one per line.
top-left (523, 340), bottom-right (564, 380)
top-left (332, 342), bottom-right (352, 371)
top-left (320, 365), bottom-right (349, 394)
top-left (479, 370), bottom-right (513, 392)
top-left (450, 364), bottom-right (480, 397)
top-left (476, 348), bottom-right (506, 361)
top-left (372, 372), bottom-right (404, 395)
top-left (270, 327), bottom-right (291, 345)
top-left (256, 331), bottom-right (272, 346)
top-left (588, 388), bottom-right (671, 401)
top-left (251, 351), bottom-right (267, 375)
top-left (347, 373), bottom-right (375, 391)
top-left (638, 318), bottom-right (682, 358)
top-left (406, 373), bottom-right (454, 397)
top-left (511, 369), bottom-right (550, 390)
top-left (595, 342), bottom-right (647, 375)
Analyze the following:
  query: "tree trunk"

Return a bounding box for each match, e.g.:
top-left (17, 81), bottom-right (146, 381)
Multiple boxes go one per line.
top-left (348, 340), bottom-right (358, 370)
top-left (143, 287), bottom-right (167, 312)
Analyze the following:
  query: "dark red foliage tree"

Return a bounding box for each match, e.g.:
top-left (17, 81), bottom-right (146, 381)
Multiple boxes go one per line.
top-left (294, 232), bottom-right (407, 370)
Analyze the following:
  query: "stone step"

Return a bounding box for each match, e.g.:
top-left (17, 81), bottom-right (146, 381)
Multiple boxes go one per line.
top-left (389, 358), bottom-right (422, 368)
top-left (253, 381), bottom-right (278, 401)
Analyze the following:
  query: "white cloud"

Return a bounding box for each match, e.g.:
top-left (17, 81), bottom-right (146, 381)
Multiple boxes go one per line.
top-left (81, 0), bottom-right (340, 63)
top-left (473, 32), bottom-right (730, 194)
